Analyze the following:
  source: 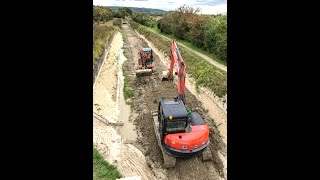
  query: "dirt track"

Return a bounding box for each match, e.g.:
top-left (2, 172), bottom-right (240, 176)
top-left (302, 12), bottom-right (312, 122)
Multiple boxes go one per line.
top-left (122, 25), bottom-right (226, 180)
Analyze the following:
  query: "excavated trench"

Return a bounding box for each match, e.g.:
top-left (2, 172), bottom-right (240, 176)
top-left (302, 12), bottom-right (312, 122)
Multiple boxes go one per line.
top-left (122, 25), bottom-right (227, 180)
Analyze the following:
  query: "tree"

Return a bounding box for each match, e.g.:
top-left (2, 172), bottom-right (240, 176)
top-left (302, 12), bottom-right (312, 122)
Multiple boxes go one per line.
top-left (121, 7), bottom-right (132, 16)
top-left (176, 4), bottom-right (200, 14)
top-left (204, 15), bottom-right (227, 61)
top-left (93, 6), bottom-right (112, 23)
top-left (185, 15), bottom-right (210, 47)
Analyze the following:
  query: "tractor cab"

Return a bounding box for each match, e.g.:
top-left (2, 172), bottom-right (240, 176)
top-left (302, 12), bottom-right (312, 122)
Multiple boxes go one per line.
top-left (158, 98), bottom-right (188, 137)
top-left (142, 47), bottom-right (152, 56)
top-left (140, 48), bottom-right (153, 68)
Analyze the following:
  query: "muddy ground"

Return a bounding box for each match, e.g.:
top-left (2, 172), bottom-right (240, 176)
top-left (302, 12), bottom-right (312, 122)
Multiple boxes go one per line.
top-left (122, 26), bottom-right (226, 180)
top-left (93, 32), bottom-right (155, 180)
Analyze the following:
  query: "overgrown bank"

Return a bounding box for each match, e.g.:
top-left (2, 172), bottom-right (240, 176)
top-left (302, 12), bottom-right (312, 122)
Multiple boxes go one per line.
top-left (93, 22), bottom-right (115, 64)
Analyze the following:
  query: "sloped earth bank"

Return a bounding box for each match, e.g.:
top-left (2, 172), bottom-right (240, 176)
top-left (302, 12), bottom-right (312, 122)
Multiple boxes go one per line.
top-left (122, 25), bottom-right (226, 180)
top-left (93, 32), bottom-right (156, 180)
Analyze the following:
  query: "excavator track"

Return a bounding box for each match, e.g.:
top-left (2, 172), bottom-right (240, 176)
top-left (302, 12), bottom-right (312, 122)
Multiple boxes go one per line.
top-left (151, 111), bottom-right (176, 168)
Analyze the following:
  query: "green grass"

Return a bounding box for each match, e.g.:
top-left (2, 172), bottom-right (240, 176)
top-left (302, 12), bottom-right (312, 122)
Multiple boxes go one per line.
top-left (119, 29), bottom-right (134, 101)
top-left (135, 25), bottom-right (227, 98)
top-left (144, 25), bottom-right (227, 66)
top-left (122, 65), bottom-right (134, 100)
top-left (93, 147), bottom-right (122, 180)
top-left (93, 22), bottom-right (115, 64)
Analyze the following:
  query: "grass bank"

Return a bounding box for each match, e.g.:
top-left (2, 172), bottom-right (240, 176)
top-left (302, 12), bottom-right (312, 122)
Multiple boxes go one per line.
top-left (93, 147), bottom-right (122, 180)
top-left (93, 22), bottom-right (115, 64)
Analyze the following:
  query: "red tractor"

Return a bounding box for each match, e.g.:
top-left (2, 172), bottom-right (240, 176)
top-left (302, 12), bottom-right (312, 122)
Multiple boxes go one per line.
top-left (135, 48), bottom-right (154, 77)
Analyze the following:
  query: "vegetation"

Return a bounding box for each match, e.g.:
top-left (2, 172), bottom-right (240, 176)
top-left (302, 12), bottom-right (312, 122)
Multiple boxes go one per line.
top-left (93, 6), bottom-right (113, 24)
top-left (133, 25), bottom-right (227, 97)
top-left (204, 15), bottom-right (227, 62)
top-left (107, 6), bottom-right (166, 16)
top-left (93, 23), bottom-right (114, 64)
top-left (157, 5), bottom-right (227, 63)
top-left (132, 13), bottom-right (157, 28)
top-left (122, 65), bottom-right (134, 100)
top-left (93, 147), bottom-right (122, 180)
top-left (129, 20), bottom-right (140, 29)
top-left (113, 18), bottom-right (122, 28)
top-left (119, 29), bottom-right (135, 102)
top-left (112, 7), bottom-right (132, 19)
top-left (145, 26), bottom-right (226, 65)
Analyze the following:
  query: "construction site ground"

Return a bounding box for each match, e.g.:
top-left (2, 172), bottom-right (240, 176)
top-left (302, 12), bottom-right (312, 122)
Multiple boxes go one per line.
top-left (93, 25), bottom-right (227, 180)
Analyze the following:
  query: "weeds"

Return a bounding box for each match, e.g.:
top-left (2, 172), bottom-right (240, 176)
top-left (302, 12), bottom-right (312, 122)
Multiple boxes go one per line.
top-left (93, 23), bottom-right (114, 63)
top-left (122, 65), bottom-right (134, 100)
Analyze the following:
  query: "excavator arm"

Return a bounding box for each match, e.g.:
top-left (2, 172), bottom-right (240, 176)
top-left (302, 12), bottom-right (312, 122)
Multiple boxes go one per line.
top-left (162, 40), bottom-right (186, 104)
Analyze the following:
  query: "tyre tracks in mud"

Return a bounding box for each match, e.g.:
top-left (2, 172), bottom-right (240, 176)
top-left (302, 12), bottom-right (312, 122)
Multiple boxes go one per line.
top-left (122, 25), bottom-right (226, 180)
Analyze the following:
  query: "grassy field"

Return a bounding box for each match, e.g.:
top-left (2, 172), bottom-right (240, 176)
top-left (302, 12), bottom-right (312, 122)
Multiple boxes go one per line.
top-left (145, 26), bottom-right (227, 66)
top-left (93, 147), bottom-right (122, 180)
top-left (134, 24), bottom-right (227, 98)
top-left (93, 21), bottom-right (115, 64)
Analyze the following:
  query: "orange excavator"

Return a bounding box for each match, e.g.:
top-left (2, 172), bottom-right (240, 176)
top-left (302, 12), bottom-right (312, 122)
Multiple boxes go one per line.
top-left (151, 40), bottom-right (212, 168)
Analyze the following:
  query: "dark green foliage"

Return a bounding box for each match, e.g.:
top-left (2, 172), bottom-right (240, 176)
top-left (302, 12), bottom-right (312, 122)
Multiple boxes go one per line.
top-left (157, 5), bottom-right (227, 62)
top-left (93, 6), bottom-right (113, 23)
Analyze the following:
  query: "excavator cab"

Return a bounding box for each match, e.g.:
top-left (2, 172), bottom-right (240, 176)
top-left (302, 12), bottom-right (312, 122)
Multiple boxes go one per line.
top-left (158, 98), bottom-right (189, 138)
top-left (157, 98), bottom-right (209, 158)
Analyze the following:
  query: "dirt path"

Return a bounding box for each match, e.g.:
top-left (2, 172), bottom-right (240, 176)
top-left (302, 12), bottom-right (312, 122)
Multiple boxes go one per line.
top-left (93, 31), bottom-right (156, 180)
top-left (122, 26), bottom-right (226, 180)
top-left (146, 27), bottom-right (227, 72)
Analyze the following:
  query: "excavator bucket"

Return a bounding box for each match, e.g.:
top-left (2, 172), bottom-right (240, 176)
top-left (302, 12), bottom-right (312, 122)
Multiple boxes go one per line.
top-left (135, 69), bottom-right (152, 77)
top-left (162, 71), bottom-right (173, 81)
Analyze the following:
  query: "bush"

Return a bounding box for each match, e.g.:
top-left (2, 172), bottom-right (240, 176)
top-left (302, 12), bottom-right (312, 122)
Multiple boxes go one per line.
top-left (129, 20), bottom-right (139, 29)
top-left (132, 13), bottom-right (157, 28)
top-left (93, 6), bottom-right (112, 23)
top-left (113, 18), bottom-right (122, 28)
top-left (204, 15), bottom-right (227, 61)
top-left (156, 5), bottom-right (227, 63)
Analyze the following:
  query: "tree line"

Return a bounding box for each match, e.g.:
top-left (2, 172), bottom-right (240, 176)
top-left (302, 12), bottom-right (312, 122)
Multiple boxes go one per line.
top-left (93, 6), bottom-right (132, 23)
top-left (157, 5), bottom-right (227, 62)
top-left (93, 5), bottom-right (227, 62)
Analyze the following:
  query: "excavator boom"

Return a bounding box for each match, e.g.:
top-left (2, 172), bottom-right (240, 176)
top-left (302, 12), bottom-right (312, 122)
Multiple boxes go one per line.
top-left (162, 40), bottom-right (186, 104)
